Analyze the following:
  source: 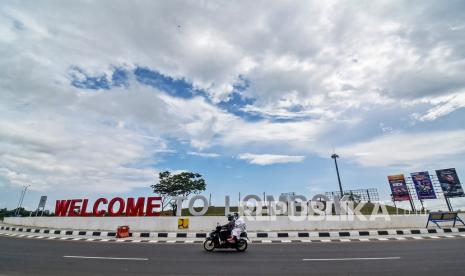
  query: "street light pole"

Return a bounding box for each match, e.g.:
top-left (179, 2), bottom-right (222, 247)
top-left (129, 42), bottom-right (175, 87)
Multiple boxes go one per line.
top-left (15, 188), bottom-right (26, 216)
top-left (15, 185), bottom-right (31, 217)
top-left (331, 153), bottom-right (344, 197)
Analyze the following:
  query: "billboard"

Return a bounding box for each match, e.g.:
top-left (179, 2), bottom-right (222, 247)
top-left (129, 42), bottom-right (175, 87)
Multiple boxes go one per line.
top-left (388, 174), bottom-right (411, 201)
top-left (38, 196), bottom-right (47, 208)
top-left (436, 168), bottom-right (464, 197)
top-left (410, 172), bottom-right (436, 199)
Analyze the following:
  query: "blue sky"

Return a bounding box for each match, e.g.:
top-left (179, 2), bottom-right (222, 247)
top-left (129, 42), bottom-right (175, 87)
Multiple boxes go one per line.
top-left (1, 1), bottom-right (465, 212)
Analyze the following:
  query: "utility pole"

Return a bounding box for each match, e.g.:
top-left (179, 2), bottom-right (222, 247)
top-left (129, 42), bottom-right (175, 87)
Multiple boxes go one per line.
top-left (331, 153), bottom-right (344, 196)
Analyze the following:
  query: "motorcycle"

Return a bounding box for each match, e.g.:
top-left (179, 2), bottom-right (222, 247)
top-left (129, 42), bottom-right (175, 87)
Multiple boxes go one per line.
top-left (203, 224), bottom-right (248, 252)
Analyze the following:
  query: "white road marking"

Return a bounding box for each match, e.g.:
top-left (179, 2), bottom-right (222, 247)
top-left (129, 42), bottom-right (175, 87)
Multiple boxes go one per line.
top-left (301, 240), bottom-right (312, 243)
top-left (303, 257), bottom-right (401, 261)
top-left (63, 256), bottom-right (148, 261)
top-left (148, 240), bottom-right (158, 243)
top-left (281, 240), bottom-right (292, 243)
top-left (100, 239), bottom-right (109, 242)
top-left (321, 239), bottom-right (331, 243)
top-left (72, 238), bottom-right (81, 241)
top-left (132, 240), bottom-right (141, 243)
top-left (444, 235), bottom-right (455, 238)
top-left (261, 240), bottom-right (272, 243)
top-left (340, 239), bottom-right (351, 242)
top-left (396, 237), bottom-right (406, 240)
top-left (378, 238), bottom-right (389, 241)
top-left (429, 236), bottom-right (440, 239)
top-left (411, 236), bottom-right (423, 240)
top-left (358, 238), bottom-right (370, 242)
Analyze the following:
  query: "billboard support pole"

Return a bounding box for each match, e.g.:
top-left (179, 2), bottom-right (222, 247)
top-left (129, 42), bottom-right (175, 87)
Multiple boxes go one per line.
top-left (406, 183), bottom-right (416, 212)
top-left (419, 199), bottom-right (425, 212)
top-left (445, 196), bottom-right (453, 211)
top-left (408, 197), bottom-right (416, 212)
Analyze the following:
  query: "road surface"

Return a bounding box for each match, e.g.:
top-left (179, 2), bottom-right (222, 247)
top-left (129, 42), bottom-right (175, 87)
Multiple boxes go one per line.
top-left (1, 235), bottom-right (465, 275)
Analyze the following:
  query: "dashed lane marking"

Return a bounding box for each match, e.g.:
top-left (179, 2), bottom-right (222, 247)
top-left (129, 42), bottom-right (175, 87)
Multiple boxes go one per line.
top-left (63, 256), bottom-right (148, 261)
top-left (303, 257), bottom-right (401, 261)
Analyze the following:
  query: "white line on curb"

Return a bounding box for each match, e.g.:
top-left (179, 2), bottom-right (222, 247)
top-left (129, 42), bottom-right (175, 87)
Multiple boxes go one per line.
top-left (303, 257), bottom-right (401, 261)
top-left (63, 256), bottom-right (148, 261)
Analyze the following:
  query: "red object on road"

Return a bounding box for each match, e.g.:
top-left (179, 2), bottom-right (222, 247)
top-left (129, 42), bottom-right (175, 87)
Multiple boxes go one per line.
top-left (117, 226), bottom-right (130, 238)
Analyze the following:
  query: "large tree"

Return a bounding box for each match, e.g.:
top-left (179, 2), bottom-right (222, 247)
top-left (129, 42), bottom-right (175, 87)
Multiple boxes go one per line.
top-left (151, 171), bottom-right (206, 215)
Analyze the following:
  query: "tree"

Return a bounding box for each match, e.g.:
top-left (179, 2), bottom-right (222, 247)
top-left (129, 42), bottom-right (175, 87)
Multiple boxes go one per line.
top-left (151, 171), bottom-right (206, 215)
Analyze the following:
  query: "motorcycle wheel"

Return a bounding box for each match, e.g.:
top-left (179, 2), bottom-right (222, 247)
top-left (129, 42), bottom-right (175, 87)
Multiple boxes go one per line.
top-left (236, 239), bottom-right (247, 252)
top-left (203, 239), bottom-right (215, 252)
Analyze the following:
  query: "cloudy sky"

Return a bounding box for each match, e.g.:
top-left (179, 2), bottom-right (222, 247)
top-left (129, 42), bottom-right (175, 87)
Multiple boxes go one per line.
top-left (1, 0), bottom-right (465, 211)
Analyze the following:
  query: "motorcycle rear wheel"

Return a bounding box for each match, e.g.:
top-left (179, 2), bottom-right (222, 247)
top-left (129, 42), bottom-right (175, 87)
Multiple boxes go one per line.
top-left (236, 239), bottom-right (247, 252)
top-left (203, 239), bottom-right (215, 252)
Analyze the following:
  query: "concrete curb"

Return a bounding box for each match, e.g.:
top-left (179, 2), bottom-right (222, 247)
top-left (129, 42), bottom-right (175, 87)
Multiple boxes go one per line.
top-left (2, 224), bottom-right (465, 244)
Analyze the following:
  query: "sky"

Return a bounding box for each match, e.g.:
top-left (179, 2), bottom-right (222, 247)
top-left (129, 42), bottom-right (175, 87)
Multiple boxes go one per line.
top-left (1, 0), bottom-right (465, 212)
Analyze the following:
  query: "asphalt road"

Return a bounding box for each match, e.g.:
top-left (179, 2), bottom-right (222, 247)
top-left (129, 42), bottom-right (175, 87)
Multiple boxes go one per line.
top-left (1, 236), bottom-right (465, 275)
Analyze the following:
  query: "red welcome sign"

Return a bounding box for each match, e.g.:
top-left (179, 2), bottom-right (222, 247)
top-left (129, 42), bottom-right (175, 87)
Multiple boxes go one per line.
top-left (55, 197), bottom-right (162, 216)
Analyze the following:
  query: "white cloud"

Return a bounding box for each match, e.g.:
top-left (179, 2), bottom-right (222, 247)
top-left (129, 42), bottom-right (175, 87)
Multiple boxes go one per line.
top-left (187, 152), bottom-right (220, 158)
top-left (414, 92), bottom-right (465, 121)
top-left (339, 130), bottom-right (465, 168)
top-left (238, 153), bottom-right (305, 165)
top-left (0, 110), bottom-right (163, 193)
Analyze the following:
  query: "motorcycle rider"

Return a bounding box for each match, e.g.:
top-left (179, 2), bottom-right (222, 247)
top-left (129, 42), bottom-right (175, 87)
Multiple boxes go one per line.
top-left (227, 212), bottom-right (246, 243)
top-left (220, 214), bottom-right (235, 243)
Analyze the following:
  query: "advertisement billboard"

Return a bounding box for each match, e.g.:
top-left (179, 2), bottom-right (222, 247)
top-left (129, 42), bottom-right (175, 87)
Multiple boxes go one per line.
top-left (388, 174), bottom-right (411, 201)
top-left (410, 171), bottom-right (436, 199)
top-left (436, 168), bottom-right (464, 197)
